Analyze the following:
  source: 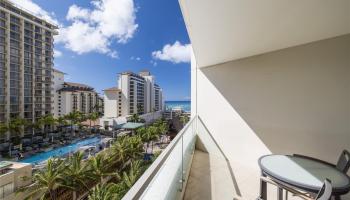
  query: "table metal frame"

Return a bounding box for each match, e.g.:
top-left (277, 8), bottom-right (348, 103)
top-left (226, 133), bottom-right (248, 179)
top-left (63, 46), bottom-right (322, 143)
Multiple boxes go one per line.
top-left (258, 172), bottom-right (317, 200)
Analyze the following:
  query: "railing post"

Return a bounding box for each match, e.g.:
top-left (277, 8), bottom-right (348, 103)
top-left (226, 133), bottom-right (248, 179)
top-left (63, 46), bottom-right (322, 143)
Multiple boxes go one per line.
top-left (181, 133), bottom-right (184, 191)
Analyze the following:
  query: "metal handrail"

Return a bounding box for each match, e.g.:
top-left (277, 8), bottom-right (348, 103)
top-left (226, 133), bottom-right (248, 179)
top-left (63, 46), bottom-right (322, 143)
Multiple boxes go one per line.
top-left (122, 116), bottom-right (196, 200)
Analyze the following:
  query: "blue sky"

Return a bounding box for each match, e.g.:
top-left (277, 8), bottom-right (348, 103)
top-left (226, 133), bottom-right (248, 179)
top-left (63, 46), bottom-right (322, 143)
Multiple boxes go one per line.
top-left (20, 0), bottom-right (191, 101)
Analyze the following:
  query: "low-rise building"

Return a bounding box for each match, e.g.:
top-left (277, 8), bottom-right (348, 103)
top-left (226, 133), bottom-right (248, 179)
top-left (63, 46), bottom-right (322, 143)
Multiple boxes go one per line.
top-left (53, 69), bottom-right (103, 117)
top-left (0, 161), bottom-right (32, 200)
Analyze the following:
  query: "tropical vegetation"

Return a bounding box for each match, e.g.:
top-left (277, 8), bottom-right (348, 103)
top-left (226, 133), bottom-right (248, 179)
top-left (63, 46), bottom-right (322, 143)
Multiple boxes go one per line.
top-left (0, 111), bottom-right (101, 156)
top-left (17, 118), bottom-right (169, 200)
top-left (180, 115), bottom-right (190, 127)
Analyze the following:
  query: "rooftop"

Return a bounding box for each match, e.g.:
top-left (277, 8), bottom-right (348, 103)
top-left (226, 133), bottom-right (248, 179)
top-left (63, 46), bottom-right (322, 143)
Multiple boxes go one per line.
top-left (116, 122), bottom-right (144, 130)
top-left (103, 87), bottom-right (121, 91)
top-left (2, 0), bottom-right (58, 29)
top-left (53, 68), bottom-right (66, 75)
top-left (58, 82), bottom-right (95, 92)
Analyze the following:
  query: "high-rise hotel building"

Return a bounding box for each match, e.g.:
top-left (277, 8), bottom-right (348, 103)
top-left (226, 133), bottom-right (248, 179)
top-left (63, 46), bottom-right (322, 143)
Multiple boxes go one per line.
top-left (103, 70), bottom-right (163, 119)
top-left (0, 1), bottom-right (57, 135)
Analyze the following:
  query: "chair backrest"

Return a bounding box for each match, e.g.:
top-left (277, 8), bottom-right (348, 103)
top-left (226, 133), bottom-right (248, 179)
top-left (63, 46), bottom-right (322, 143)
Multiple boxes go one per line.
top-left (315, 179), bottom-right (332, 200)
top-left (336, 150), bottom-right (350, 173)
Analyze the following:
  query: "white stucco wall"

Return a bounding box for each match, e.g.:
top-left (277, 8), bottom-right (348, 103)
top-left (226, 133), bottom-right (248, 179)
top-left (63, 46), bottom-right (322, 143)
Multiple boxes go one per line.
top-left (53, 71), bottom-right (64, 117)
top-left (192, 34), bottom-right (350, 199)
top-left (104, 91), bottom-right (118, 118)
top-left (120, 75), bottom-right (130, 116)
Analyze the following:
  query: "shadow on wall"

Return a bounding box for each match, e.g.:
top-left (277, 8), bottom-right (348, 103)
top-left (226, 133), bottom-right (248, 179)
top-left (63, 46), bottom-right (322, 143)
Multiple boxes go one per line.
top-left (200, 34), bottom-right (350, 164)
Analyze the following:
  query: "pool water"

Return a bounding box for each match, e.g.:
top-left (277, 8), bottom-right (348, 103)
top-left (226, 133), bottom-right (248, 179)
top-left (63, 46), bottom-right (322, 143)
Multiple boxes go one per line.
top-left (20, 137), bottom-right (102, 164)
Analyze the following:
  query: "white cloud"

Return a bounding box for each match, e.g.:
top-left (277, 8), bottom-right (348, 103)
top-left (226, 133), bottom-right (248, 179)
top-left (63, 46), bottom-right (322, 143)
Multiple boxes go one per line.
top-left (54, 49), bottom-right (63, 58)
top-left (150, 60), bottom-right (157, 66)
top-left (55, 0), bottom-right (138, 58)
top-left (152, 41), bottom-right (191, 64)
top-left (9, 0), bottom-right (59, 25)
top-left (131, 56), bottom-right (141, 61)
top-left (66, 5), bottom-right (90, 21)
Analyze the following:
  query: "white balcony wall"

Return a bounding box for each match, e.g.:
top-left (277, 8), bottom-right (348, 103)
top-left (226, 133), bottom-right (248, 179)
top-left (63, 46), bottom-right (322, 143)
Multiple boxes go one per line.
top-left (192, 34), bottom-right (350, 199)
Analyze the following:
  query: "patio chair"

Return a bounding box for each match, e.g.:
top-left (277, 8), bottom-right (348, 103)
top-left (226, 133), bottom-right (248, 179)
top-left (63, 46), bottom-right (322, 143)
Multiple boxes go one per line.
top-left (336, 150), bottom-right (350, 174)
top-left (293, 150), bottom-right (350, 173)
top-left (293, 150), bottom-right (350, 199)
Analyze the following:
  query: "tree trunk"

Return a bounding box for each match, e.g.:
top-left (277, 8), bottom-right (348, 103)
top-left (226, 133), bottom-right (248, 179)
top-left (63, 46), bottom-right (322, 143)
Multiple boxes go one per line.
top-left (71, 123), bottom-right (74, 137)
top-left (151, 141), bottom-right (154, 153)
top-left (146, 142), bottom-right (149, 153)
top-left (49, 190), bottom-right (56, 200)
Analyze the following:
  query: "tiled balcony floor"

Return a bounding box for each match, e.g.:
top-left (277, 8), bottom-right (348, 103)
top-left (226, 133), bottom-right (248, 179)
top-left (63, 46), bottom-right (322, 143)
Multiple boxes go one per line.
top-left (183, 150), bottom-right (305, 200)
top-left (183, 150), bottom-right (236, 200)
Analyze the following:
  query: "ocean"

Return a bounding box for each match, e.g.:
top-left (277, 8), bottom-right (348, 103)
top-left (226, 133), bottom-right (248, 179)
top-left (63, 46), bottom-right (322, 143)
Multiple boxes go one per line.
top-left (165, 101), bottom-right (191, 112)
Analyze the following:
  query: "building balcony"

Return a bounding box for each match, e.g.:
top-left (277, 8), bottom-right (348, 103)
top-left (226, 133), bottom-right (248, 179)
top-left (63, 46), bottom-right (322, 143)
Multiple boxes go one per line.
top-left (123, 116), bottom-right (238, 200)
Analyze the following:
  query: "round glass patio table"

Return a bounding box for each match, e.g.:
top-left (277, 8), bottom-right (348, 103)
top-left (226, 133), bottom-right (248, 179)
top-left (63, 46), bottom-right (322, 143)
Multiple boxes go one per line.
top-left (259, 155), bottom-right (350, 194)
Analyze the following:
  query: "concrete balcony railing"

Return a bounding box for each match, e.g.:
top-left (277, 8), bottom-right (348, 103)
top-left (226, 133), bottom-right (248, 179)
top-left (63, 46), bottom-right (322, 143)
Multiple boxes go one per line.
top-left (123, 116), bottom-right (238, 200)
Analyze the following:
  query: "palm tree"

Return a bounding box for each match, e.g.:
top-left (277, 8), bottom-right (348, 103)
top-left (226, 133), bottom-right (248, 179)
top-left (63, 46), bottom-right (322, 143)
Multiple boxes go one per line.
top-left (88, 112), bottom-right (99, 134)
top-left (18, 158), bottom-right (67, 200)
top-left (126, 136), bottom-right (144, 161)
top-left (39, 114), bottom-right (56, 138)
top-left (63, 151), bottom-right (92, 200)
top-left (8, 117), bottom-right (26, 137)
top-left (0, 122), bottom-right (8, 139)
top-left (109, 137), bottom-right (130, 168)
top-left (139, 128), bottom-right (151, 152)
top-left (109, 136), bottom-right (143, 170)
top-left (146, 126), bottom-right (160, 152)
top-left (136, 127), bottom-right (147, 140)
top-left (56, 116), bottom-right (68, 133)
top-left (158, 120), bottom-right (168, 135)
top-left (88, 183), bottom-right (119, 200)
top-left (180, 115), bottom-right (189, 127)
top-left (104, 160), bottom-right (143, 199)
top-left (28, 120), bottom-right (42, 138)
top-left (64, 111), bottom-right (82, 137)
top-left (88, 153), bottom-right (119, 185)
top-left (121, 160), bottom-right (142, 189)
top-left (129, 114), bottom-right (141, 123)
top-left (8, 117), bottom-right (26, 149)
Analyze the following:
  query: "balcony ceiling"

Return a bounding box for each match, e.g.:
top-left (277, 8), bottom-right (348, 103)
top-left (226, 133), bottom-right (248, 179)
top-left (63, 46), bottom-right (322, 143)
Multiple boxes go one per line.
top-left (179, 0), bottom-right (350, 68)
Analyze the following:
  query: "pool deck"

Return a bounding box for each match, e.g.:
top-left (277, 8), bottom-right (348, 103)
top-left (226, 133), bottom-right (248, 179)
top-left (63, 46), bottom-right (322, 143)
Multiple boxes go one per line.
top-left (19, 136), bottom-right (105, 165)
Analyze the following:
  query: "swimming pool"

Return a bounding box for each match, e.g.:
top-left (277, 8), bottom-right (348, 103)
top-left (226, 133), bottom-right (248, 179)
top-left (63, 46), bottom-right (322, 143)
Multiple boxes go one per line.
top-left (20, 137), bottom-right (102, 165)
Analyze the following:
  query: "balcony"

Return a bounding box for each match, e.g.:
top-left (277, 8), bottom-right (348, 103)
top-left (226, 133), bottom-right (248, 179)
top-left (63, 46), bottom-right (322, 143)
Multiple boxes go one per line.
top-left (123, 116), bottom-right (237, 200)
